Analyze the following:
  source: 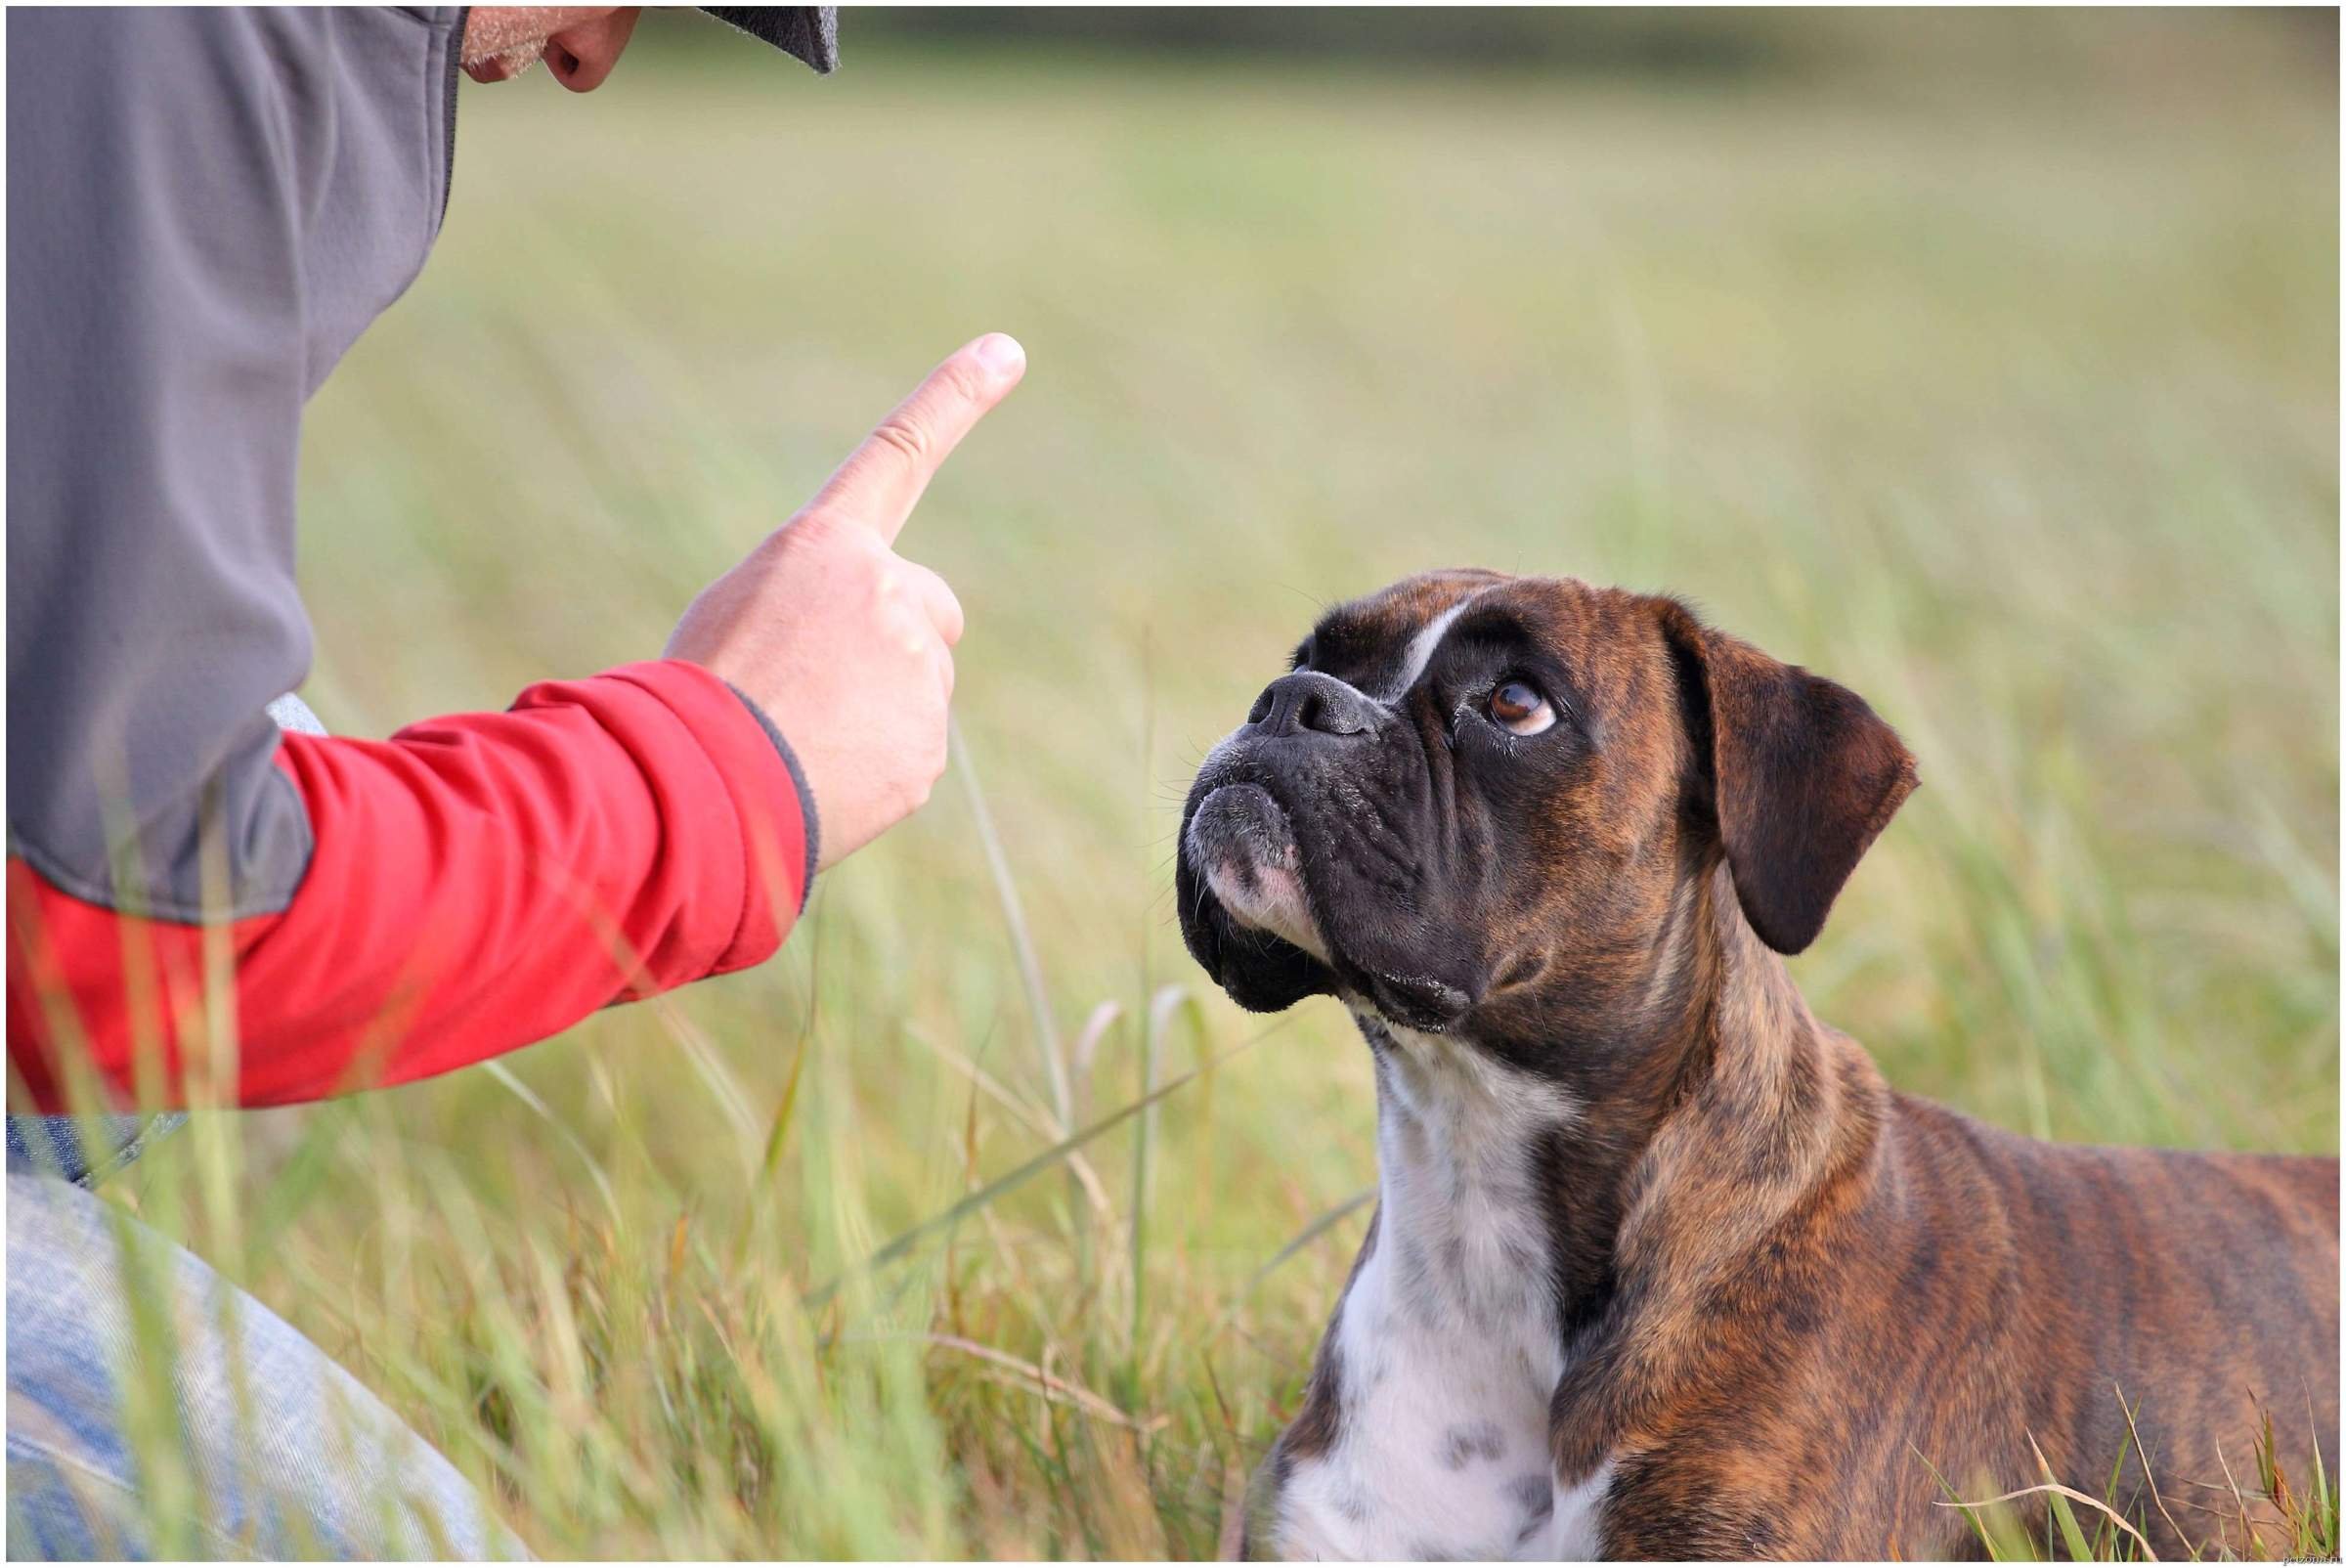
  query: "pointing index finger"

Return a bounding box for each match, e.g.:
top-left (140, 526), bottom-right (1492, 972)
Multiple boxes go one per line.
top-left (811, 333), bottom-right (1026, 545)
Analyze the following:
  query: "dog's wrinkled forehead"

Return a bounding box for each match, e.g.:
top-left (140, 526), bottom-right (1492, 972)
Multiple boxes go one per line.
top-left (1290, 569), bottom-right (1501, 693)
top-left (1295, 569), bottom-right (1657, 727)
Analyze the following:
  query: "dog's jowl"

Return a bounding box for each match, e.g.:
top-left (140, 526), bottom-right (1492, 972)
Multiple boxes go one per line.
top-left (1176, 570), bottom-right (2339, 1561)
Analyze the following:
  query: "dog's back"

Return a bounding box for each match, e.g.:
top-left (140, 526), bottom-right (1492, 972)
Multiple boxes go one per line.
top-left (1593, 1090), bottom-right (2337, 1560)
top-left (1878, 1098), bottom-right (2338, 1557)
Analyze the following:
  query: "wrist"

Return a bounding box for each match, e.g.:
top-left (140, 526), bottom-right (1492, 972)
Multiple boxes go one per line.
top-left (718, 679), bottom-right (823, 899)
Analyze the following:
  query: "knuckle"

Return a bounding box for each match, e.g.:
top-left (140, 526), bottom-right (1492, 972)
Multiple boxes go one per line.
top-left (869, 416), bottom-right (931, 468)
top-left (787, 508), bottom-right (870, 564)
top-left (935, 357), bottom-right (988, 408)
top-left (784, 507), bottom-right (842, 547)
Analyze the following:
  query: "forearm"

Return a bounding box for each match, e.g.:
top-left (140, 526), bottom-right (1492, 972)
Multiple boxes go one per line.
top-left (8, 661), bottom-right (815, 1110)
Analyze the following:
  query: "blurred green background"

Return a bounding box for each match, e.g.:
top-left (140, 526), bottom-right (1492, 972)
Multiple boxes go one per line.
top-left (122, 9), bottom-right (2335, 1556)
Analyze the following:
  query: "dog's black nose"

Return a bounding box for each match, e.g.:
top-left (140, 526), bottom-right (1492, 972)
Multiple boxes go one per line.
top-left (1245, 671), bottom-right (1378, 739)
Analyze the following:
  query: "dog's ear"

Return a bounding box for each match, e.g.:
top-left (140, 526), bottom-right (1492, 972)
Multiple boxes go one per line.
top-left (1657, 600), bottom-right (1918, 955)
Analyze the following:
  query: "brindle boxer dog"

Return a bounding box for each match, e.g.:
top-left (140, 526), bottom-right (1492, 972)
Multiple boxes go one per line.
top-left (1176, 569), bottom-right (2339, 1560)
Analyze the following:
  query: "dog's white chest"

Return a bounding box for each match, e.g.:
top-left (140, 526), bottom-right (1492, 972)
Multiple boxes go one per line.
top-left (1268, 1026), bottom-right (1611, 1561)
top-left (1272, 1271), bottom-right (1601, 1560)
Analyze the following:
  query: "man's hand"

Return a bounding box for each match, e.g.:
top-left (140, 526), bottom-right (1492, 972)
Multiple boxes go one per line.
top-left (667, 333), bottom-right (1025, 870)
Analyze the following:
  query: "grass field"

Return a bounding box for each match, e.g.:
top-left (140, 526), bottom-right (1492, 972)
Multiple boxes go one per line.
top-left (102, 12), bottom-right (2337, 1557)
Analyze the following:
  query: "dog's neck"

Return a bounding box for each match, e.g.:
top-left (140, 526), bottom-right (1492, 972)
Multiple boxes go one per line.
top-left (1357, 856), bottom-right (1887, 1381)
top-left (1534, 859), bottom-right (1892, 1479)
top-left (1262, 866), bottom-right (1884, 1558)
top-left (1356, 1015), bottom-right (1581, 1328)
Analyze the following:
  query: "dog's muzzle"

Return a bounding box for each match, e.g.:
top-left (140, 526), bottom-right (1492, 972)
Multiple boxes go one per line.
top-left (1185, 781), bottom-right (1331, 964)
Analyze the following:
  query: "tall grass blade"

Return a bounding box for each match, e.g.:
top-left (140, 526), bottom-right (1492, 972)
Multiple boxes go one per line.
top-left (804, 1015), bottom-right (1296, 1311)
top-left (953, 721), bottom-right (1071, 1128)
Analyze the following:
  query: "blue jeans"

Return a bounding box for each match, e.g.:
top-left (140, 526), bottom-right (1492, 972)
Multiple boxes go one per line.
top-left (6, 1166), bottom-right (528, 1558)
top-left (7, 694), bottom-right (526, 1558)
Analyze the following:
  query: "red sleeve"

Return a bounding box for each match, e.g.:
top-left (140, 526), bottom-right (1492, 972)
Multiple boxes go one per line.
top-left (7, 660), bottom-right (813, 1110)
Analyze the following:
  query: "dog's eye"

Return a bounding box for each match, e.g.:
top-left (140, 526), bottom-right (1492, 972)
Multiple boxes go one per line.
top-left (1488, 680), bottom-right (1556, 735)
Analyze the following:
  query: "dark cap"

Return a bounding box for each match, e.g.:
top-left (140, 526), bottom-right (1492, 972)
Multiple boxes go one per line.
top-left (699, 7), bottom-right (838, 73)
